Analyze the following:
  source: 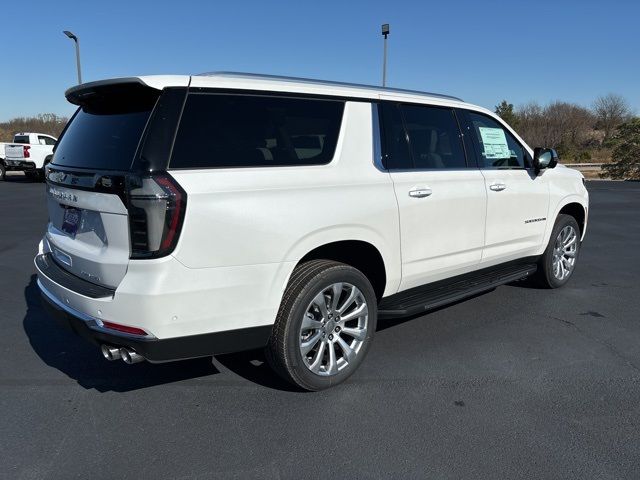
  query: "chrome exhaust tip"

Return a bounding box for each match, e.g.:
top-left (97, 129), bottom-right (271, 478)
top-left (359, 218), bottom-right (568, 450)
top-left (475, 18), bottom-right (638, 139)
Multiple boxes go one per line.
top-left (120, 347), bottom-right (145, 364)
top-left (101, 345), bottom-right (122, 361)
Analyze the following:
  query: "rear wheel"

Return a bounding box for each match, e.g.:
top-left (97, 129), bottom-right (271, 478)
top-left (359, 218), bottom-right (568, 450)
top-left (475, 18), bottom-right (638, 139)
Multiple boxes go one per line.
top-left (266, 260), bottom-right (377, 391)
top-left (535, 214), bottom-right (581, 288)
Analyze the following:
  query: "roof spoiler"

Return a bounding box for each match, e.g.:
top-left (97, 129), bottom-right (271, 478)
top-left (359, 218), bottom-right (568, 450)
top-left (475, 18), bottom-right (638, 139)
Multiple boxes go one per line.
top-left (65, 77), bottom-right (159, 106)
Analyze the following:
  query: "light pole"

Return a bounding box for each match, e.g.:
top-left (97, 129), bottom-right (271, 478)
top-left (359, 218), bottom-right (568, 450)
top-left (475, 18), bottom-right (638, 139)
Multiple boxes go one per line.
top-left (381, 24), bottom-right (389, 87)
top-left (63, 30), bottom-right (82, 84)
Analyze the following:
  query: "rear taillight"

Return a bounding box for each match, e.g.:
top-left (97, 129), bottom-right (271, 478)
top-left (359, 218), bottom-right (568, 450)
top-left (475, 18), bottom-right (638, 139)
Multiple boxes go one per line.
top-left (23, 146), bottom-right (30, 158)
top-left (127, 173), bottom-right (186, 259)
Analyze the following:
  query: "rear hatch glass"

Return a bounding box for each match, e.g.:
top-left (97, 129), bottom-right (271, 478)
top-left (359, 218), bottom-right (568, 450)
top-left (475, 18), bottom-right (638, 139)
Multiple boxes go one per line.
top-left (53, 88), bottom-right (157, 171)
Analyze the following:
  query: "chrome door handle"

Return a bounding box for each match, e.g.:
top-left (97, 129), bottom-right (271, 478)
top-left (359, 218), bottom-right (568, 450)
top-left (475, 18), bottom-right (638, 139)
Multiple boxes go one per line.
top-left (489, 183), bottom-right (507, 192)
top-left (408, 188), bottom-right (432, 198)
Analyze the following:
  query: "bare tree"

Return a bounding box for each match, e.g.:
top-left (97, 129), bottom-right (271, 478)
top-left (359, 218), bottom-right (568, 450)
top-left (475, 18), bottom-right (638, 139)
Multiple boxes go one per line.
top-left (593, 94), bottom-right (632, 142)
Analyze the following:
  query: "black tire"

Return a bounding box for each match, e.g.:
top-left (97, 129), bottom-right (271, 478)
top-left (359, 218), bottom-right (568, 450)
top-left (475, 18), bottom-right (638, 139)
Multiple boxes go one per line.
top-left (534, 214), bottom-right (581, 288)
top-left (265, 260), bottom-right (377, 391)
top-left (0, 163), bottom-right (5, 181)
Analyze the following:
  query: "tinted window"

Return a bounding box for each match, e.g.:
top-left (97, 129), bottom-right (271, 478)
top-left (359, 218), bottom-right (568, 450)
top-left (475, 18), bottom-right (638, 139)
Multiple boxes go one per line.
top-left (14, 135), bottom-right (30, 144)
top-left (379, 103), bottom-right (412, 169)
top-left (466, 111), bottom-right (528, 168)
top-left (170, 94), bottom-right (345, 169)
top-left (52, 87), bottom-right (159, 171)
top-left (400, 105), bottom-right (466, 169)
top-left (38, 136), bottom-right (56, 146)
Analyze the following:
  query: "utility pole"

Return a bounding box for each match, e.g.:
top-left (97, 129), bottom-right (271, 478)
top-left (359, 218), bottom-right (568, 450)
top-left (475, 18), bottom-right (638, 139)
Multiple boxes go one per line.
top-left (63, 31), bottom-right (82, 84)
top-left (382, 24), bottom-right (389, 87)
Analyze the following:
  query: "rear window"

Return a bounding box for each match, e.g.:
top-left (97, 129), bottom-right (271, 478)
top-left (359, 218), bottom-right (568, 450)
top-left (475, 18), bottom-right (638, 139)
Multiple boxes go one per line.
top-left (13, 135), bottom-right (30, 144)
top-left (170, 94), bottom-right (345, 169)
top-left (53, 87), bottom-right (158, 171)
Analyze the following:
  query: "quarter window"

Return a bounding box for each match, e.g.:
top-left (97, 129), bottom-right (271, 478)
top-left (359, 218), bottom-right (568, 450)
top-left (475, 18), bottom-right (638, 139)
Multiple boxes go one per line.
top-left (466, 111), bottom-right (528, 169)
top-left (170, 94), bottom-right (345, 169)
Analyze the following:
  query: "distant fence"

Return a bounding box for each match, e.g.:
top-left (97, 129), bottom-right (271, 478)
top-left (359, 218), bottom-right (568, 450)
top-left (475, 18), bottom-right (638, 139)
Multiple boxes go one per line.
top-left (563, 163), bottom-right (604, 168)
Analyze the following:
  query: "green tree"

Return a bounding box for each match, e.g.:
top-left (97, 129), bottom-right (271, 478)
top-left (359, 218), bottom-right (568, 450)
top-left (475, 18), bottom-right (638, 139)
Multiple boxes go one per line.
top-left (601, 118), bottom-right (640, 180)
top-left (495, 100), bottom-right (518, 127)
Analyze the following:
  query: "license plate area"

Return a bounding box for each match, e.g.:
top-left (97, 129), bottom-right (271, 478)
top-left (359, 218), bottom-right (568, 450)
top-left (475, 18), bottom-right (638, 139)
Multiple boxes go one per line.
top-left (61, 207), bottom-right (82, 238)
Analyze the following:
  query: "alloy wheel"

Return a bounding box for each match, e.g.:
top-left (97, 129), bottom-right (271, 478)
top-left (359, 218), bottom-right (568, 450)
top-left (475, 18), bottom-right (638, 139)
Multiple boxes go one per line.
top-left (299, 282), bottom-right (368, 376)
top-left (552, 225), bottom-right (578, 281)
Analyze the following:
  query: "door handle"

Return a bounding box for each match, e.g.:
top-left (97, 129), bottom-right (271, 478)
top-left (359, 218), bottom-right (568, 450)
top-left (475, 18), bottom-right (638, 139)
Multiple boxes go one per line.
top-left (489, 183), bottom-right (507, 192)
top-left (408, 187), bottom-right (432, 198)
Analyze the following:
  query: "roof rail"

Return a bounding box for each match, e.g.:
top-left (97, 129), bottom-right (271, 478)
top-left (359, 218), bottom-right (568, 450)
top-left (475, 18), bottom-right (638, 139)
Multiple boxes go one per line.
top-left (196, 71), bottom-right (464, 102)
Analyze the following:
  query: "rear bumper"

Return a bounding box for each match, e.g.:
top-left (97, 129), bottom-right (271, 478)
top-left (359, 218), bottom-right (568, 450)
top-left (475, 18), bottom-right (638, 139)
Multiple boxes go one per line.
top-left (4, 159), bottom-right (36, 170)
top-left (38, 278), bottom-right (271, 362)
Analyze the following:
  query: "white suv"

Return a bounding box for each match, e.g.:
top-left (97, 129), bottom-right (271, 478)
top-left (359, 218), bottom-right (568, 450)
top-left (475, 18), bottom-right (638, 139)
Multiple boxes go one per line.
top-left (36, 73), bottom-right (589, 390)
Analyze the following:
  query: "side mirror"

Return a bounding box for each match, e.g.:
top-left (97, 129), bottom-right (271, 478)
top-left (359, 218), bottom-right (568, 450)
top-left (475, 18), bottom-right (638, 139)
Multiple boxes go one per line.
top-left (533, 147), bottom-right (558, 174)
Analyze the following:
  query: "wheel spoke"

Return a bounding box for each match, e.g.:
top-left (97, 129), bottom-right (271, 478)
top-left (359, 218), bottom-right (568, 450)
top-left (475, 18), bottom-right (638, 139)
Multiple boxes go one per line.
top-left (308, 340), bottom-right (326, 373)
top-left (301, 314), bottom-right (323, 331)
top-left (330, 283), bottom-right (343, 312)
top-left (341, 326), bottom-right (366, 341)
top-left (312, 292), bottom-right (330, 320)
top-left (564, 235), bottom-right (576, 248)
top-left (337, 286), bottom-right (357, 314)
top-left (340, 303), bottom-right (368, 322)
top-left (300, 330), bottom-right (323, 355)
top-left (326, 342), bottom-right (338, 375)
top-left (336, 336), bottom-right (356, 363)
top-left (564, 250), bottom-right (576, 258)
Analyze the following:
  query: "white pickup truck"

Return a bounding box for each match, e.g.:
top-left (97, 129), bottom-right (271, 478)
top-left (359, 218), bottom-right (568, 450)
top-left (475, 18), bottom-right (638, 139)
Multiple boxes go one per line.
top-left (1, 132), bottom-right (57, 181)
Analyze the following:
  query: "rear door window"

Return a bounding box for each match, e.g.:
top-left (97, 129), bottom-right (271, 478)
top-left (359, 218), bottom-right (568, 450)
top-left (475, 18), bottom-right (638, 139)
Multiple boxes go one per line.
top-left (170, 94), bottom-right (345, 169)
top-left (399, 104), bottom-right (466, 169)
top-left (379, 102), bottom-right (467, 170)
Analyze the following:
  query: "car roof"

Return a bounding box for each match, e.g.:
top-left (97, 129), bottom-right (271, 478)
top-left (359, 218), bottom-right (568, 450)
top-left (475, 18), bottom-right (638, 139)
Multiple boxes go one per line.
top-left (66, 72), bottom-right (495, 117)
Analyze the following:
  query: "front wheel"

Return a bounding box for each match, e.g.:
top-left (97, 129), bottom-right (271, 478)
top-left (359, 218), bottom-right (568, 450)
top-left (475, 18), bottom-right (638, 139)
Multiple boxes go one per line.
top-left (534, 214), bottom-right (581, 288)
top-left (266, 260), bottom-right (377, 391)
top-left (0, 163), bottom-right (5, 181)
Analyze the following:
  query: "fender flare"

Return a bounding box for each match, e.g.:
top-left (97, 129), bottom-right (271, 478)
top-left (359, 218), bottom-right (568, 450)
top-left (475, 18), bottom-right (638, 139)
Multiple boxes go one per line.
top-left (543, 195), bottom-right (589, 246)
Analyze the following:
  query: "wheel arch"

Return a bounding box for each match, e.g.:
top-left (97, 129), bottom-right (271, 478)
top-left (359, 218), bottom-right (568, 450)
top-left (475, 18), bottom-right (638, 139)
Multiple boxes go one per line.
top-left (296, 240), bottom-right (388, 301)
top-left (545, 195), bottom-right (588, 246)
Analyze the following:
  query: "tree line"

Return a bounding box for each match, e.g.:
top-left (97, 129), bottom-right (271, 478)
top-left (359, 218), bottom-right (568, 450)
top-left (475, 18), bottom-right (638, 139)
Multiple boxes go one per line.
top-left (495, 94), bottom-right (635, 161)
top-left (495, 94), bottom-right (638, 180)
top-left (0, 114), bottom-right (68, 142)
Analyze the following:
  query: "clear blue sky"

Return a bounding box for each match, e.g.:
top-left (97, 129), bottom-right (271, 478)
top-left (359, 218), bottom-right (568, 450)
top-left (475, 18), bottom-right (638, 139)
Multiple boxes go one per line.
top-left (0, 0), bottom-right (638, 121)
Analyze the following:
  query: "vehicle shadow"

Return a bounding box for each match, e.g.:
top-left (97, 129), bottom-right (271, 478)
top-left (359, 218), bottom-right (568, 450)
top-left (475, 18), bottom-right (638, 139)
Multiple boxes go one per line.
top-left (23, 274), bottom-right (538, 393)
top-left (3, 172), bottom-right (39, 183)
top-left (23, 275), bottom-right (220, 393)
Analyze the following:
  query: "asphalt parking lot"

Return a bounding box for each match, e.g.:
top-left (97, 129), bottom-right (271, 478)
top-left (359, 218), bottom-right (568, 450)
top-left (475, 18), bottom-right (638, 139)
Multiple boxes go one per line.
top-left (1, 175), bottom-right (639, 479)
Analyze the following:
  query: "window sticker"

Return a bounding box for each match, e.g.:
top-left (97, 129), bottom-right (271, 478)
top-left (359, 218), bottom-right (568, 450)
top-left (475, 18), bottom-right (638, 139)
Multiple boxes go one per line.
top-left (478, 127), bottom-right (511, 159)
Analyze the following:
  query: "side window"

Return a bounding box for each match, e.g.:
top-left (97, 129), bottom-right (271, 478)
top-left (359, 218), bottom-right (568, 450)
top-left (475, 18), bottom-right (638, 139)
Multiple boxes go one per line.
top-left (39, 136), bottom-right (56, 146)
top-left (466, 111), bottom-right (528, 169)
top-left (170, 94), bottom-right (345, 169)
top-left (400, 104), bottom-right (466, 169)
top-left (379, 102), bottom-right (412, 169)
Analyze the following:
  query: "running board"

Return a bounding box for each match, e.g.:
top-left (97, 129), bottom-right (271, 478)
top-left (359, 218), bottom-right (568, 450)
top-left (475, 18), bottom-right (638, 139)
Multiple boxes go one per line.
top-left (378, 261), bottom-right (538, 319)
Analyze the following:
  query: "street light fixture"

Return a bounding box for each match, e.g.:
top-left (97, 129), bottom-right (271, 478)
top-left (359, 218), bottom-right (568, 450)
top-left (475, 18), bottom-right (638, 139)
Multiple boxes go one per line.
top-left (381, 24), bottom-right (390, 87)
top-left (63, 30), bottom-right (82, 84)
